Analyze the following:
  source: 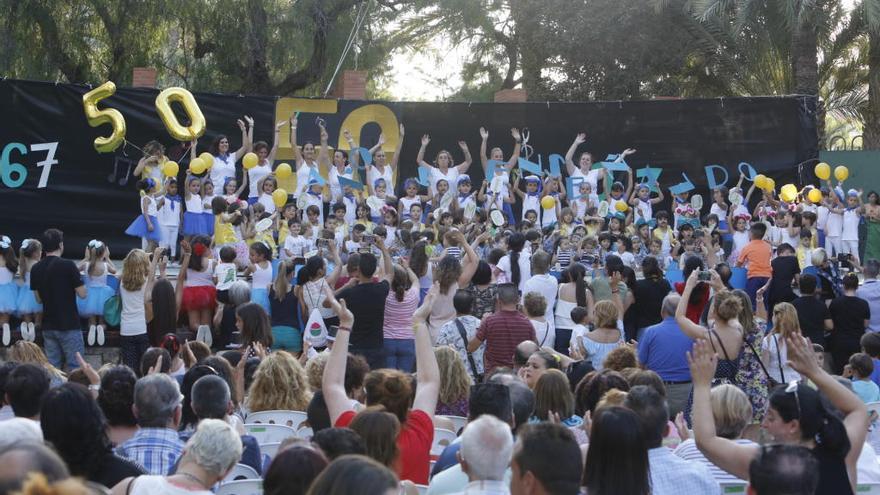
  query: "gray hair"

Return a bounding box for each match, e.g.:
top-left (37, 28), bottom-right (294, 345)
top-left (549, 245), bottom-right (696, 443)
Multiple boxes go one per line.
top-left (661, 294), bottom-right (680, 317)
top-left (864, 259), bottom-right (880, 279)
top-left (182, 419), bottom-right (242, 478)
top-left (228, 281), bottom-right (251, 306)
top-left (134, 374), bottom-right (182, 428)
top-left (811, 248), bottom-right (827, 266)
top-left (191, 375), bottom-right (231, 420)
top-left (0, 441), bottom-right (68, 494)
top-left (460, 415), bottom-right (513, 481)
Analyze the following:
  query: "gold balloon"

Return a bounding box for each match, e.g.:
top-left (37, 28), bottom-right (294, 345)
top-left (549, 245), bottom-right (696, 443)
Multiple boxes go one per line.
top-left (834, 166), bottom-right (849, 181)
top-left (815, 162), bottom-right (831, 180)
top-left (540, 195), bottom-right (556, 210)
top-left (808, 188), bottom-right (822, 203)
top-left (243, 152), bottom-right (259, 170)
top-left (275, 163), bottom-right (292, 180)
top-left (155, 87), bottom-right (206, 141)
top-left (162, 161), bottom-right (179, 178)
top-left (272, 188), bottom-right (288, 207)
top-left (82, 81), bottom-right (126, 153)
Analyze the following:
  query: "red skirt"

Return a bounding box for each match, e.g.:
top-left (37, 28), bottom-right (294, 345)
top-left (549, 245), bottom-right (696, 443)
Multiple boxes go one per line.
top-left (182, 285), bottom-right (217, 312)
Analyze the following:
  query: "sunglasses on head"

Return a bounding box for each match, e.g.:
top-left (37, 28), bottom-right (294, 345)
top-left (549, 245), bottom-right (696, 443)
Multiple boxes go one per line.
top-left (785, 380), bottom-right (801, 419)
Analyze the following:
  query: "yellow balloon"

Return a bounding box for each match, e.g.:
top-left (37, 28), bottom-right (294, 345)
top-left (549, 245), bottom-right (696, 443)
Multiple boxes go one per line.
top-left (753, 174), bottom-right (767, 190)
top-left (243, 152), bottom-right (259, 170)
top-left (815, 162), bottom-right (831, 180)
top-left (155, 87), bottom-right (206, 141)
top-left (615, 201), bottom-right (629, 212)
top-left (808, 188), bottom-right (822, 203)
top-left (199, 152), bottom-right (215, 170)
top-left (82, 81), bottom-right (126, 153)
top-left (540, 195), bottom-right (555, 210)
top-left (834, 165), bottom-right (849, 181)
top-left (780, 184), bottom-right (797, 203)
top-left (162, 161), bottom-right (179, 178)
top-left (189, 157), bottom-right (206, 175)
top-left (272, 188), bottom-right (288, 207)
top-left (764, 178), bottom-right (776, 192)
top-left (275, 163), bottom-right (292, 180)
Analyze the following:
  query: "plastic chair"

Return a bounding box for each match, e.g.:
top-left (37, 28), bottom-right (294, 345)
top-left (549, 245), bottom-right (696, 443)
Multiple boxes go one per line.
top-left (729, 267), bottom-right (748, 290)
top-left (431, 428), bottom-right (457, 457)
top-left (222, 463), bottom-right (260, 483)
top-left (215, 480), bottom-right (262, 495)
top-left (858, 484), bottom-right (880, 494)
top-left (244, 423), bottom-right (297, 444)
top-left (665, 268), bottom-right (684, 285)
top-left (259, 442), bottom-right (281, 460)
top-left (296, 426), bottom-right (314, 439)
top-left (246, 410), bottom-right (308, 429)
top-left (438, 415), bottom-right (467, 435)
top-left (719, 483), bottom-right (747, 494)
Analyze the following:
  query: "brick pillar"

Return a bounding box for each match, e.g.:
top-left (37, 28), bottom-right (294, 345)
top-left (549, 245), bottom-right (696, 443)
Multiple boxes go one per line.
top-left (333, 70), bottom-right (367, 100)
top-left (132, 67), bottom-right (158, 88)
top-left (494, 88), bottom-right (527, 103)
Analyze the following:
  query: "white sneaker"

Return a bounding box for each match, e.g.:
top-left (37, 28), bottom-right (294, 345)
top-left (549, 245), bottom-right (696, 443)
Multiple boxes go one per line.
top-left (2, 324), bottom-right (9, 346)
top-left (197, 325), bottom-right (213, 348)
top-left (27, 322), bottom-right (35, 342)
top-left (96, 325), bottom-right (105, 346)
top-left (87, 325), bottom-right (96, 346)
top-left (19, 322), bottom-right (27, 342)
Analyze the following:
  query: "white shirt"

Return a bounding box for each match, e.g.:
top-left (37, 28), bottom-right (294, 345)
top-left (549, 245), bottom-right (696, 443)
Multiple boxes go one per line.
top-left (157, 195), bottom-right (181, 226)
top-left (328, 166), bottom-right (353, 200)
top-left (120, 285), bottom-right (147, 337)
top-left (251, 261), bottom-right (273, 290)
top-left (817, 205), bottom-right (830, 231)
top-left (248, 163), bottom-right (271, 198)
top-left (448, 480), bottom-right (510, 495)
top-left (522, 274), bottom-right (558, 330)
top-left (530, 319), bottom-right (555, 348)
top-left (674, 439), bottom-right (756, 484)
top-left (497, 253), bottom-right (531, 293)
top-left (762, 333), bottom-right (801, 383)
top-left (284, 235), bottom-right (308, 258)
top-left (648, 446), bottom-right (721, 495)
top-left (367, 164), bottom-right (394, 192)
top-left (843, 209), bottom-right (860, 241)
top-left (826, 210), bottom-right (843, 237)
top-left (214, 262), bottom-right (237, 291)
top-left (258, 193), bottom-right (276, 214)
top-left (430, 167), bottom-right (460, 196)
top-left (427, 465), bottom-right (512, 495)
top-left (570, 168), bottom-right (601, 193)
top-left (128, 475), bottom-right (213, 495)
top-left (210, 155), bottom-right (237, 187)
top-left (295, 162), bottom-right (319, 197)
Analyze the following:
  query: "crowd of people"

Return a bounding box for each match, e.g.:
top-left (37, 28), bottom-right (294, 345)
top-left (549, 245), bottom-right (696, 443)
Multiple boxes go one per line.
top-left (0, 117), bottom-right (879, 494)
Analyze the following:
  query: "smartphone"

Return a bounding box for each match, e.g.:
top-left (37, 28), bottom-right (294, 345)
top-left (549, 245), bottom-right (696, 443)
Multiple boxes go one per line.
top-left (293, 257), bottom-right (306, 265)
top-left (698, 270), bottom-right (712, 281)
top-left (363, 234), bottom-right (375, 244)
top-left (316, 238), bottom-right (329, 248)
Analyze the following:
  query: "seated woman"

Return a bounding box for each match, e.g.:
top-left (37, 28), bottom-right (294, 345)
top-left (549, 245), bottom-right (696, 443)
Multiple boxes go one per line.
top-left (323, 286), bottom-right (439, 485)
top-left (434, 346), bottom-right (471, 417)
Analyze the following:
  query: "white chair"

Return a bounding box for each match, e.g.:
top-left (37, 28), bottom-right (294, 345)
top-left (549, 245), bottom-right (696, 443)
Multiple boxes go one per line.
top-left (246, 410), bottom-right (308, 429)
top-left (719, 483), bottom-right (747, 494)
top-left (415, 484), bottom-right (428, 495)
top-left (858, 484), bottom-right (880, 495)
top-left (215, 480), bottom-right (262, 495)
top-left (222, 463), bottom-right (260, 483)
top-left (431, 428), bottom-right (457, 457)
top-left (260, 441), bottom-right (281, 460)
top-left (244, 423), bottom-right (297, 444)
top-left (438, 415), bottom-right (467, 435)
top-left (296, 426), bottom-right (314, 439)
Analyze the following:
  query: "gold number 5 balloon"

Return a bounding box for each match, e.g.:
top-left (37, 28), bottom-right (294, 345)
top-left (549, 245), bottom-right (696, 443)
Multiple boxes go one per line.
top-left (82, 81), bottom-right (126, 153)
top-left (155, 87), bottom-right (207, 141)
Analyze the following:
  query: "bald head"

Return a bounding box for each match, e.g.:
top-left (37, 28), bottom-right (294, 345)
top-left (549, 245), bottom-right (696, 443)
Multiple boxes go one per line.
top-left (661, 294), bottom-right (680, 318)
top-left (514, 341), bottom-right (539, 368)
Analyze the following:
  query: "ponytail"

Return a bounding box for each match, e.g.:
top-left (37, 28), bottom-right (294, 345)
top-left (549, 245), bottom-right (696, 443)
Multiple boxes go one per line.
top-left (508, 233), bottom-right (526, 289)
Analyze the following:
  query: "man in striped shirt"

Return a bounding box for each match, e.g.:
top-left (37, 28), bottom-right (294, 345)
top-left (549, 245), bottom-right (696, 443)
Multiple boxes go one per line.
top-left (469, 283), bottom-right (537, 373)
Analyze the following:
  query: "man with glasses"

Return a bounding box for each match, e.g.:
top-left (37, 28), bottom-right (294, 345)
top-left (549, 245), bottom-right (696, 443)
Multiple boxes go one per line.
top-left (116, 374), bottom-right (185, 475)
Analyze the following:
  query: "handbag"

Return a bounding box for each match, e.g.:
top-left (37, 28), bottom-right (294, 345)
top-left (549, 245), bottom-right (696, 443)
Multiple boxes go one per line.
top-left (103, 295), bottom-right (121, 328)
top-left (455, 318), bottom-right (483, 382)
top-left (744, 336), bottom-right (776, 387)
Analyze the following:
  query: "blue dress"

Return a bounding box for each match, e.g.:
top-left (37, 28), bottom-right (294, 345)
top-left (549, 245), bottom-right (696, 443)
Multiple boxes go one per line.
top-left (15, 272), bottom-right (42, 315)
top-left (0, 268), bottom-right (19, 314)
top-left (76, 266), bottom-right (116, 317)
top-left (125, 196), bottom-right (162, 242)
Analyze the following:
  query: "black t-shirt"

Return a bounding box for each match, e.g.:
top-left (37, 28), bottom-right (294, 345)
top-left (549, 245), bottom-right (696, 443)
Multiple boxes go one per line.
top-left (30, 256), bottom-right (84, 330)
top-left (269, 288), bottom-right (299, 328)
top-left (92, 452), bottom-right (145, 489)
top-left (829, 295), bottom-right (871, 344)
top-left (633, 277), bottom-right (672, 330)
top-left (769, 256), bottom-right (799, 304)
top-left (336, 280), bottom-right (390, 349)
top-left (792, 295), bottom-right (831, 346)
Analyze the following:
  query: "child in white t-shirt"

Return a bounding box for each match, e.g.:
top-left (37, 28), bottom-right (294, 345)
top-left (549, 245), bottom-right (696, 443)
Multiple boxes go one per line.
top-left (283, 219), bottom-right (308, 260)
top-left (213, 246), bottom-right (238, 304)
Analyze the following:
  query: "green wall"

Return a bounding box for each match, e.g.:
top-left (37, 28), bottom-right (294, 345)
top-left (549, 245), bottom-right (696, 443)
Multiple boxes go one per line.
top-left (818, 150), bottom-right (880, 192)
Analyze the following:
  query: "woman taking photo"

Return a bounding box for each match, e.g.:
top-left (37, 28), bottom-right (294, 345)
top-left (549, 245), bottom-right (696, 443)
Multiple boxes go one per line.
top-left (381, 253), bottom-right (421, 373)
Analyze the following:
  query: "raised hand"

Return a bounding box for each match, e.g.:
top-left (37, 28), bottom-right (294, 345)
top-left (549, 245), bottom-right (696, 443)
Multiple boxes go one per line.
top-left (75, 352), bottom-right (100, 386)
top-left (289, 114), bottom-right (298, 128)
top-left (421, 134), bottom-right (430, 147)
top-left (785, 330), bottom-right (821, 379)
top-left (147, 354), bottom-right (164, 375)
top-left (674, 412), bottom-right (690, 441)
top-left (237, 119), bottom-right (246, 131)
top-left (621, 148), bottom-right (637, 156)
top-left (574, 133), bottom-right (587, 145)
top-left (276, 120), bottom-right (287, 131)
top-left (511, 128), bottom-right (521, 142)
top-left (413, 289), bottom-right (436, 324)
top-left (686, 339), bottom-right (717, 388)
top-left (343, 129), bottom-right (352, 141)
top-left (244, 115), bottom-right (254, 127)
top-left (399, 123), bottom-right (405, 136)
top-left (458, 141), bottom-right (469, 151)
top-left (377, 133), bottom-right (386, 146)
top-left (480, 127), bottom-right (489, 140)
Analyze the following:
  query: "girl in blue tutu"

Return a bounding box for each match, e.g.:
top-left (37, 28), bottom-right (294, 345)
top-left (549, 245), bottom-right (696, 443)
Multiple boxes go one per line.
top-left (16, 239), bottom-right (42, 342)
top-left (0, 236), bottom-right (19, 346)
top-left (125, 178), bottom-right (163, 251)
top-left (76, 240), bottom-right (117, 346)
top-left (183, 175), bottom-right (210, 241)
top-left (243, 241), bottom-right (273, 315)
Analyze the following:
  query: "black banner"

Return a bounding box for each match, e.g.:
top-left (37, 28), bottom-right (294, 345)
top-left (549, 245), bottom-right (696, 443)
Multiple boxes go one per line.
top-left (0, 78), bottom-right (817, 252)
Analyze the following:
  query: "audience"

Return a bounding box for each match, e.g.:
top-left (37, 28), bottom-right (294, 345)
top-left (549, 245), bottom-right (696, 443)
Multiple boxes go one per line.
top-left (509, 423), bottom-right (581, 495)
top-left (747, 445), bottom-right (819, 495)
top-left (263, 445), bottom-right (328, 495)
top-left (5, 363), bottom-right (50, 421)
top-left (636, 294), bottom-right (692, 418)
top-left (0, 442), bottom-right (69, 495)
top-left (457, 415), bottom-right (514, 495)
top-left (306, 455), bottom-right (399, 495)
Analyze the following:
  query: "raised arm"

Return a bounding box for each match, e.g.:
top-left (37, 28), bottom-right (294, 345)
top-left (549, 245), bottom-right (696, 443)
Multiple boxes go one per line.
top-left (457, 230), bottom-right (480, 286)
top-left (389, 123), bottom-right (404, 171)
top-left (343, 129), bottom-right (359, 169)
top-left (377, 236), bottom-right (393, 283)
top-left (412, 291), bottom-right (440, 417)
top-left (322, 289), bottom-right (356, 425)
top-left (564, 133), bottom-right (586, 176)
top-left (267, 120), bottom-right (286, 163)
top-left (233, 117), bottom-right (251, 161)
top-left (325, 242), bottom-right (344, 287)
top-left (506, 128), bottom-right (522, 170)
top-left (290, 114), bottom-right (303, 169)
top-left (417, 135), bottom-right (431, 169)
top-left (479, 127), bottom-right (490, 169)
top-left (318, 123), bottom-right (330, 166)
top-left (675, 270), bottom-right (710, 339)
top-left (456, 141), bottom-right (473, 173)
top-left (689, 339), bottom-right (759, 480)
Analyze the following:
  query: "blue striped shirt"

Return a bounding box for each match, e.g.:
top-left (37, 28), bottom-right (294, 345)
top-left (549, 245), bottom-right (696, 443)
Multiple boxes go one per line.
top-left (116, 427), bottom-right (184, 475)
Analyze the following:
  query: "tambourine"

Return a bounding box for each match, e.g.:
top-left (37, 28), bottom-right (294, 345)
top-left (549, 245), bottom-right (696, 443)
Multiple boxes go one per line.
top-left (597, 201), bottom-right (610, 218)
top-left (690, 194), bottom-right (703, 210)
top-left (490, 209), bottom-right (505, 226)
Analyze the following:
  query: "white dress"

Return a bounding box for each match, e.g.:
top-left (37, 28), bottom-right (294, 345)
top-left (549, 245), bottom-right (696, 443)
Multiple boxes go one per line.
top-left (210, 154), bottom-right (237, 187)
top-left (248, 162), bottom-right (271, 199)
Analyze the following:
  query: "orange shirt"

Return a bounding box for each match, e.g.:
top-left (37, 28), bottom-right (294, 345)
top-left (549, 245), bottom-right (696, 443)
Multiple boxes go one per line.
top-left (737, 239), bottom-right (772, 278)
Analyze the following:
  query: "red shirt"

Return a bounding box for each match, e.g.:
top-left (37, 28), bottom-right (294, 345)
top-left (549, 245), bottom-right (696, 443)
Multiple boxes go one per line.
top-left (476, 309), bottom-right (537, 372)
top-left (335, 409), bottom-right (434, 484)
top-left (674, 282), bottom-right (710, 324)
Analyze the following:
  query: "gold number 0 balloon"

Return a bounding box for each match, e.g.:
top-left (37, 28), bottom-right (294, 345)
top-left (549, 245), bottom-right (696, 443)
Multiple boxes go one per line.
top-left (155, 87), bottom-right (207, 141)
top-left (82, 81), bottom-right (127, 153)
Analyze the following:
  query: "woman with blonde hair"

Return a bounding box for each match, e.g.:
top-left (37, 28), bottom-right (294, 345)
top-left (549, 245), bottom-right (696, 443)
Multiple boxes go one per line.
top-left (760, 301), bottom-right (802, 384)
top-left (574, 299), bottom-right (623, 371)
top-left (434, 346), bottom-right (471, 417)
top-left (119, 248), bottom-right (162, 371)
top-left (673, 384), bottom-right (756, 483)
top-left (246, 351), bottom-right (312, 414)
top-left (676, 269), bottom-right (744, 426)
top-left (9, 341), bottom-right (65, 386)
